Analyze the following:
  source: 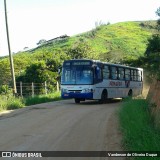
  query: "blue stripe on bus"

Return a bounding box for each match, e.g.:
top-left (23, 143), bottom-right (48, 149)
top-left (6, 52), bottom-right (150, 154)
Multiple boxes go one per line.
top-left (61, 92), bottom-right (93, 99)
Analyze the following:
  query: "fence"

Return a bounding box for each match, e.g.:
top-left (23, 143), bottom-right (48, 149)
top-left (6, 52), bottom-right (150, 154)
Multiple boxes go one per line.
top-left (16, 81), bottom-right (60, 97)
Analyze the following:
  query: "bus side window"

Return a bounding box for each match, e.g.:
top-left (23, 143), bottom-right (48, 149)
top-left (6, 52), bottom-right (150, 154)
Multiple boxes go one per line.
top-left (134, 70), bottom-right (138, 81)
top-left (131, 70), bottom-right (134, 81)
top-left (95, 66), bottom-right (102, 80)
top-left (103, 65), bottom-right (110, 79)
top-left (133, 70), bottom-right (136, 81)
top-left (111, 67), bottom-right (117, 80)
top-left (125, 69), bottom-right (130, 80)
top-left (118, 68), bottom-right (124, 80)
top-left (138, 70), bottom-right (142, 81)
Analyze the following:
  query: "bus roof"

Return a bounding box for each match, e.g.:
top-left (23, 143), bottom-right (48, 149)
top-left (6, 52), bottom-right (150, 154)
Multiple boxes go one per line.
top-left (63, 59), bottom-right (143, 71)
top-left (102, 62), bottom-right (143, 71)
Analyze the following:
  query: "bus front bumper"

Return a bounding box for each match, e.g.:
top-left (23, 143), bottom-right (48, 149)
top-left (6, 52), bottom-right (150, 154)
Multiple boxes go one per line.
top-left (61, 92), bottom-right (93, 99)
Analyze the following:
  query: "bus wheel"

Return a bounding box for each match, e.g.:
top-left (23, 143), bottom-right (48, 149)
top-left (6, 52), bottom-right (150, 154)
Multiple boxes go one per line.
top-left (75, 98), bottom-right (80, 104)
top-left (128, 90), bottom-right (133, 98)
top-left (99, 90), bottom-right (108, 104)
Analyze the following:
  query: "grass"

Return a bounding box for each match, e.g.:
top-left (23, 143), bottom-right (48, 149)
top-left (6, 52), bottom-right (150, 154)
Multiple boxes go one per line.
top-left (0, 95), bottom-right (24, 111)
top-left (24, 92), bottom-right (61, 106)
top-left (119, 99), bottom-right (160, 160)
top-left (0, 92), bottom-right (61, 112)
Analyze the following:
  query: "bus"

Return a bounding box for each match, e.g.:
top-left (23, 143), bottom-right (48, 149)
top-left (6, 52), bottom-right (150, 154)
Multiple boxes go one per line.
top-left (61, 59), bottom-right (143, 103)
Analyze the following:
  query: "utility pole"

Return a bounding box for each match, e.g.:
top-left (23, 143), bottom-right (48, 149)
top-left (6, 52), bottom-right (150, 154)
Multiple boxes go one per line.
top-left (4, 0), bottom-right (17, 94)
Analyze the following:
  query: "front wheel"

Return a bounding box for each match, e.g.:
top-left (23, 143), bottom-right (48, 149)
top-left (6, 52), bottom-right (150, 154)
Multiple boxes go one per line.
top-left (99, 90), bottom-right (108, 104)
top-left (75, 98), bottom-right (80, 104)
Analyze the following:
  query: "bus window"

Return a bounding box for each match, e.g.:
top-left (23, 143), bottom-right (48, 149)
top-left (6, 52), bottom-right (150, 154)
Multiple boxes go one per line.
top-left (125, 68), bottom-right (130, 80)
top-left (64, 69), bottom-right (71, 82)
top-left (118, 68), bottom-right (124, 80)
top-left (111, 67), bottom-right (117, 80)
top-left (95, 66), bottom-right (102, 82)
top-left (103, 65), bottom-right (110, 79)
top-left (133, 70), bottom-right (138, 81)
top-left (138, 70), bottom-right (142, 81)
top-left (131, 70), bottom-right (134, 81)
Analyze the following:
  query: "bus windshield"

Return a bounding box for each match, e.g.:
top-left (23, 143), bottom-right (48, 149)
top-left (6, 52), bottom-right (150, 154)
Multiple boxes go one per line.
top-left (61, 66), bottom-right (93, 85)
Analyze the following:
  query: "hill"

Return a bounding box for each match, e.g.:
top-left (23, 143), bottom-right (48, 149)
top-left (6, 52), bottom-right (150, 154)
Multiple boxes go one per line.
top-left (0, 21), bottom-right (157, 88)
top-left (28, 21), bottom-right (157, 60)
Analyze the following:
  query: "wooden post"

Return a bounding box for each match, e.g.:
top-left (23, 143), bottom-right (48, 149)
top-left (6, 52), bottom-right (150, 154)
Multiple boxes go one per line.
top-left (57, 81), bottom-right (60, 92)
top-left (4, 0), bottom-right (17, 95)
top-left (20, 81), bottom-right (23, 97)
top-left (44, 81), bottom-right (47, 95)
top-left (32, 82), bottom-right (34, 97)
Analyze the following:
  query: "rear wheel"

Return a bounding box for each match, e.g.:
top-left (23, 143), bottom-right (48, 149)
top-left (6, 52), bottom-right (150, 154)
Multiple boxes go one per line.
top-left (75, 98), bottom-right (80, 104)
top-left (128, 90), bottom-right (133, 98)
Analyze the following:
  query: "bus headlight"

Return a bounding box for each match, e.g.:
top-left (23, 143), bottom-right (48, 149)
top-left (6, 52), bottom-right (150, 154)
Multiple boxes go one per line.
top-left (62, 88), bottom-right (68, 93)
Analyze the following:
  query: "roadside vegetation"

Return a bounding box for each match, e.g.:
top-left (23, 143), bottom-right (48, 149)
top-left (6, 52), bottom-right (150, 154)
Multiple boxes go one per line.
top-left (0, 92), bottom-right (61, 112)
top-left (119, 9), bottom-right (160, 157)
top-left (119, 99), bottom-right (160, 160)
top-left (24, 92), bottom-right (61, 106)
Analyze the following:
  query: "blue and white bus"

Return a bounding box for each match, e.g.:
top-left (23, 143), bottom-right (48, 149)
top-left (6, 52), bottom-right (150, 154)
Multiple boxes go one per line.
top-left (61, 59), bottom-right (143, 103)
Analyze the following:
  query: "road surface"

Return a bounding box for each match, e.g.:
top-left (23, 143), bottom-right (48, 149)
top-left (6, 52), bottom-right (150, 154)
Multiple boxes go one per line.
top-left (0, 99), bottom-right (123, 160)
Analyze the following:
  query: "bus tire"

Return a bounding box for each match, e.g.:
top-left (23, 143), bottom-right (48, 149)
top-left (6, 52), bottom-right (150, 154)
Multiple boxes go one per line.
top-left (128, 89), bottom-right (133, 98)
top-left (75, 98), bottom-right (80, 104)
top-left (99, 90), bottom-right (108, 104)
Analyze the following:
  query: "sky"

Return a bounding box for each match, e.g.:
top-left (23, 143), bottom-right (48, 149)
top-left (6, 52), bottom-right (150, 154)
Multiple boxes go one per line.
top-left (0, 0), bottom-right (159, 57)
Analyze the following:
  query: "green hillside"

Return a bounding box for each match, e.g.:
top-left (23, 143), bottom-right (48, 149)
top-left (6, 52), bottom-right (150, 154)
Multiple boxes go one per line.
top-left (28, 21), bottom-right (155, 61)
top-left (0, 21), bottom-right (157, 89)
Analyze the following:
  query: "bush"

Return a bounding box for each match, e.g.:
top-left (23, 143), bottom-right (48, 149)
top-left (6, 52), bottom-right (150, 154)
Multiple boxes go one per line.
top-left (0, 92), bottom-right (61, 111)
top-left (0, 95), bottom-right (24, 111)
top-left (0, 85), bottom-right (12, 95)
top-left (6, 97), bottom-right (24, 110)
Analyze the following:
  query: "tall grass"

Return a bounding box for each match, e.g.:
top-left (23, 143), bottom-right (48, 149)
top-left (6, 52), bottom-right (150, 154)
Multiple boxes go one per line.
top-left (119, 99), bottom-right (160, 160)
top-left (0, 95), bottom-right (24, 111)
top-left (0, 92), bottom-right (61, 111)
top-left (24, 92), bottom-right (61, 106)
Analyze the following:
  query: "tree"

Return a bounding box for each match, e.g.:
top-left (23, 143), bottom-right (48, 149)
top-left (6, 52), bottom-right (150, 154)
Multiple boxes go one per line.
top-left (0, 59), bottom-right (11, 85)
top-left (67, 41), bottom-right (92, 59)
top-left (23, 47), bottom-right (29, 50)
top-left (37, 39), bottom-right (47, 46)
top-left (156, 7), bottom-right (160, 16)
top-left (156, 7), bottom-right (160, 30)
top-left (146, 7), bottom-right (160, 56)
top-left (144, 7), bottom-right (160, 80)
top-left (17, 61), bottom-right (48, 83)
top-left (146, 35), bottom-right (160, 55)
top-left (16, 61), bottom-right (58, 94)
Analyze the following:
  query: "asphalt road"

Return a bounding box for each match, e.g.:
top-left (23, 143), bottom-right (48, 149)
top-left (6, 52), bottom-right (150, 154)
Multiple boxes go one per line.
top-left (0, 99), bottom-right (123, 160)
